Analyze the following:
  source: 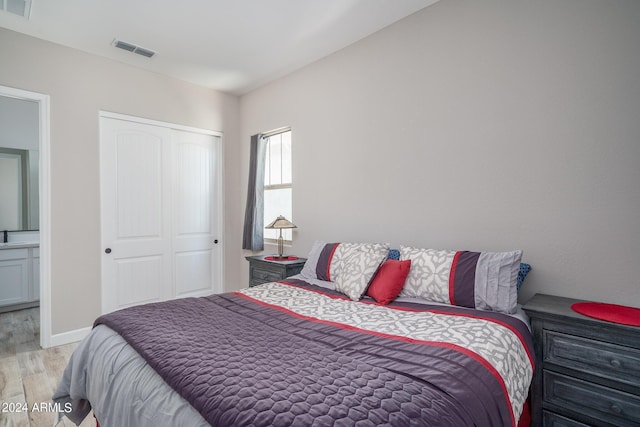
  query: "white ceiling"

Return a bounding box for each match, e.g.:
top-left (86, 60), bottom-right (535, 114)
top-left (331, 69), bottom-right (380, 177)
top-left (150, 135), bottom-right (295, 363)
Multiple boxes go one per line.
top-left (0, 0), bottom-right (440, 95)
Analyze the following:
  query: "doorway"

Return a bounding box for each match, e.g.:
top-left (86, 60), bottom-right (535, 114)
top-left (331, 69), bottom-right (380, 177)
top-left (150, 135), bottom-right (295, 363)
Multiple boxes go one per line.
top-left (0, 85), bottom-right (51, 348)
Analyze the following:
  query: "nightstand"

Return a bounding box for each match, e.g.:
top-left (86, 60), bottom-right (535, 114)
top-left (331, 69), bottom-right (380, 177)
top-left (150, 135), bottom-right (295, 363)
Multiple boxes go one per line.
top-left (523, 294), bottom-right (640, 427)
top-left (245, 255), bottom-right (307, 288)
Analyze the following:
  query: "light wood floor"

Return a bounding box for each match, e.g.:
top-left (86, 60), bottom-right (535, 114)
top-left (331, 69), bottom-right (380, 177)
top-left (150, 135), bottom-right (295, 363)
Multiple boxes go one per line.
top-left (0, 308), bottom-right (96, 427)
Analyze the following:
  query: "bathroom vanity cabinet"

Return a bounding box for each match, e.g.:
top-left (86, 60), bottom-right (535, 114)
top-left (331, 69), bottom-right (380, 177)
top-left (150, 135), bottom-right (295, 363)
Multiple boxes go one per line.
top-left (0, 244), bottom-right (39, 310)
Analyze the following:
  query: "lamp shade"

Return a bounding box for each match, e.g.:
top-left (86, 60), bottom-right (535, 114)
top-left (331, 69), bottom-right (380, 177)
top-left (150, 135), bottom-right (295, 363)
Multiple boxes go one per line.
top-left (265, 215), bottom-right (297, 230)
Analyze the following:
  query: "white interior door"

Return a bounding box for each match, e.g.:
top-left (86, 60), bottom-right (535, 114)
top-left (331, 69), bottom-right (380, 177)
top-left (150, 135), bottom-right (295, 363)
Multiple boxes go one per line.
top-left (101, 118), bottom-right (172, 313)
top-left (100, 115), bottom-right (222, 314)
top-left (172, 129), bottom-right (221, 297)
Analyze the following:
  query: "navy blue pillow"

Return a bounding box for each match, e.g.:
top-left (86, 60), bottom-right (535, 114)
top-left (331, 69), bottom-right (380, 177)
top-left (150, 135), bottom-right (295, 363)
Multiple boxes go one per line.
top-left (387, 248), bottom-right (400, 261)
top-left (517, 263), bottom-right (532, 290)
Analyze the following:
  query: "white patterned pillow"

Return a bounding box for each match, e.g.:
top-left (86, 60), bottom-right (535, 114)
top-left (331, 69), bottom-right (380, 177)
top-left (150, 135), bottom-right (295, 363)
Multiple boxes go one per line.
top-left (308, 242), bottom-right (390, 283)
top-left (329, 243), bottom-right (388, 282)
top-left (334, 246), bottom-right (387, 300)
top-left (400, 246), bottom-right (522, 313)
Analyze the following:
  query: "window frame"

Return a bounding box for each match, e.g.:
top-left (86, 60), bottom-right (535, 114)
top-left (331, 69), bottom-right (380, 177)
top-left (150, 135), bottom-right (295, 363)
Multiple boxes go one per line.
top-left (262, 127), bottom-right (293, 246)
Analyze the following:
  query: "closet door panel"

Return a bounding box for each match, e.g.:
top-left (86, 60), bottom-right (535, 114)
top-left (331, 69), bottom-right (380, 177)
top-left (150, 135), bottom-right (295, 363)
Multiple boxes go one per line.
top-left (172, 130), bottom-right (220, 297)
top-left (100, 118), bottom-right (172, 314)
top-left (115, 134), bottom-right (163, 239)
top-left (114, 255), bottom-right (164, 308)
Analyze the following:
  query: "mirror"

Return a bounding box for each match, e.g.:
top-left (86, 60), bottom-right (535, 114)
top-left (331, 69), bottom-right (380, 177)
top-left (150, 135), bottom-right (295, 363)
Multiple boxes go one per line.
top-left (0, 95), bottom-right (39, 231)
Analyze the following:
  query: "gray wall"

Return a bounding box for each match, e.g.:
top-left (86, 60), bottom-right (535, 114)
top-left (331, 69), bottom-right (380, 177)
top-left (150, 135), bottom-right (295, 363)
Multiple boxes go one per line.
top-left (239, 0), bottom-right (640, 307)
top-left (0, 27), bottom-right (241, 334)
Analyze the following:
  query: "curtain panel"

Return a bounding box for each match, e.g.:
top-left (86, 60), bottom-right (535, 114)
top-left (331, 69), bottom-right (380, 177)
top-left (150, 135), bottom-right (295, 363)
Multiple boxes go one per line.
top-left (242, 134), bottom-right (267, 251)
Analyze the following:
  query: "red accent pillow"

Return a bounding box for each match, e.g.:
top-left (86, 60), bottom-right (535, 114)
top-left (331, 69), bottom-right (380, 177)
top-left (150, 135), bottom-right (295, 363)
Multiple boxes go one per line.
top-left (367, 259), bottom-right (412, 305)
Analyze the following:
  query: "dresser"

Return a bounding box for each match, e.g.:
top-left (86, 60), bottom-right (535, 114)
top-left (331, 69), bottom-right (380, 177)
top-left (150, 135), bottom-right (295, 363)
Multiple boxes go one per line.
top-left (245, 255), bottom-right (307, 288)
top-left (523, 294), bottom-right (640, 427)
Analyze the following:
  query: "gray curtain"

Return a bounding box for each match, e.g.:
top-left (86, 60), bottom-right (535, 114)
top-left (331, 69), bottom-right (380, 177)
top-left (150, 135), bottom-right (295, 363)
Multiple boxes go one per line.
top-left (242, 134), bottom-right (267, 251)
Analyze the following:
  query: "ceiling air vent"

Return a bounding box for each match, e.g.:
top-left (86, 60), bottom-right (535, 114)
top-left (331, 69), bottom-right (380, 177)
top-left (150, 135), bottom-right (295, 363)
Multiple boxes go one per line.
top-left (112, 39), bottom-right (156, 58)
top-left (1, 0), bottom-right (32, 19)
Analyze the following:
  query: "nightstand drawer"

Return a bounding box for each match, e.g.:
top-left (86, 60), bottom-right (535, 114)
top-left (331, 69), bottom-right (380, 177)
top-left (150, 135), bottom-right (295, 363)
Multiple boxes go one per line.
top-left (542, 411), bottom-right (590, 427)
top-left (250, 267), bottom-right (283, 283)
top-left (246, 256), bottom-right (307, 288)
top-left (544, 330), bottom-right (640, 386)
top-left (250, 279), bottom-right (267, 288)
top-left (544, 371), bottom-right (640, 426)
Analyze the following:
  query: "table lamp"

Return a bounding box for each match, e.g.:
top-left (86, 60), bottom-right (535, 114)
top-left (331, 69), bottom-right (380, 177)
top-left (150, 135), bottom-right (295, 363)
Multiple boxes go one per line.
top-left (265, 215), bottom-right (297, 259)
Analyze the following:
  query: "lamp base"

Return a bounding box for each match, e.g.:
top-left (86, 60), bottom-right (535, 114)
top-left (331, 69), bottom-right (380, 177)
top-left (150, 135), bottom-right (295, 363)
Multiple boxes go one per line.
top-left (277, 234), bottom-right (285, 258)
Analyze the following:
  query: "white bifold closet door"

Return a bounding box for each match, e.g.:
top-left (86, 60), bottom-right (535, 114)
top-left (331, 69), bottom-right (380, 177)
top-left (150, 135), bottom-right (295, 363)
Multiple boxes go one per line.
top-left (100, 115), bottom-right (222, 314)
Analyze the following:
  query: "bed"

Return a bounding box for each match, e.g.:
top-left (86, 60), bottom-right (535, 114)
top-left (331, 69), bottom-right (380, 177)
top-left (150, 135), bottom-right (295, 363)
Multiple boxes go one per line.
top-left (54, 242), bottom-right (534, 427)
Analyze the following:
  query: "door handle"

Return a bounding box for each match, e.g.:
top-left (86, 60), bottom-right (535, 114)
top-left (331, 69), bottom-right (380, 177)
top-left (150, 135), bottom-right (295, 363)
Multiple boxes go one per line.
top-left (214, 239), bottom-right (219, 244)
top-left (105, 248), bottom-right (112, 254)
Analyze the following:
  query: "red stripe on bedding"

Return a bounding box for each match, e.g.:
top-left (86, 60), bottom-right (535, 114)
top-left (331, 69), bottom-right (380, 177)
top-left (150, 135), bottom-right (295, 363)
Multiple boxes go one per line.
top-left (234, 290), bottom-right (517, 426)
top-left (449, 251), bottom-right (462, 305)
top-left (279, 280), bottom-right (535, 370)
top-left (408, 307), bottom-right (535, 370)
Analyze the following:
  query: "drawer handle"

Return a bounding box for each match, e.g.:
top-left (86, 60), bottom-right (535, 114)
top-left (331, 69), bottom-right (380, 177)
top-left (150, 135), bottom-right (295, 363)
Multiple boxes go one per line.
top-left (610, 359), bottom-right (621, 369)
top-left (611, 404), bottom-right (622, 414)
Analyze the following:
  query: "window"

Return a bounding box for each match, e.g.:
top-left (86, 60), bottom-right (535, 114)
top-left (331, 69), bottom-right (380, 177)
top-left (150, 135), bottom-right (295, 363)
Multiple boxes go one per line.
top-left (263, 129), bottom-right (292, 244)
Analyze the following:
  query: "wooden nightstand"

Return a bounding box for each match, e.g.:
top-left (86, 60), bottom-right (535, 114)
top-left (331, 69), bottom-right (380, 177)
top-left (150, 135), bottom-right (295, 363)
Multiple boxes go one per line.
top-left (523, 294), bottom-right (640, 427)
top-left (245, 255), bottom-right (307, 288)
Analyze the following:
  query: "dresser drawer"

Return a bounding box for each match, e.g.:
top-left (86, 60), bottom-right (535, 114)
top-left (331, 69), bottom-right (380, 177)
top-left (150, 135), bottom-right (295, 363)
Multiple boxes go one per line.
top-left (250, 267), bottom-right (283, 283)
top-left (544, 371), bottom-right (640, 426)
top-left (543, 411), bottom-right (590, 427)
top-left (544, 330), bottom-right (640, 386)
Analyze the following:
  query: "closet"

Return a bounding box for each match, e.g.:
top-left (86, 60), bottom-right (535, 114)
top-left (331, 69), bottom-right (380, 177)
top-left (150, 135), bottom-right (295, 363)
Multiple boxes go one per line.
top-left (100, 114), bottom-right (222, 314)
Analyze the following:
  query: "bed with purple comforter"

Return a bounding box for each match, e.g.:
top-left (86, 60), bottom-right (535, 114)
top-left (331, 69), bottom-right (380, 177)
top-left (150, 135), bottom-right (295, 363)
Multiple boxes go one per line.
top-left (54, 278), bottom-right (534, 426)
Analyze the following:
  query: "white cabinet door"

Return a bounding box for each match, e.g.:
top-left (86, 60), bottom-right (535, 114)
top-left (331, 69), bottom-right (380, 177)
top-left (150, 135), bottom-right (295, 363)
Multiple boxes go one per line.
top-left (100, 116), bottom-right (221, 314)
top-left (0, 249), bottom-right (29, 306)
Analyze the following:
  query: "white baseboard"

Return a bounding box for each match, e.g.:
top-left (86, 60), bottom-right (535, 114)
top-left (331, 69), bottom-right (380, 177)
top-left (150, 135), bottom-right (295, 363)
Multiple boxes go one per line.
top-left (49, 326), bottom-right (92, 347)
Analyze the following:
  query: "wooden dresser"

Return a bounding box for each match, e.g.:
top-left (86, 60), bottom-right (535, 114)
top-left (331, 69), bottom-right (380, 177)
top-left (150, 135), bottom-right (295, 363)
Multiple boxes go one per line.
top-left (523, 294), bottom-right (640, 427)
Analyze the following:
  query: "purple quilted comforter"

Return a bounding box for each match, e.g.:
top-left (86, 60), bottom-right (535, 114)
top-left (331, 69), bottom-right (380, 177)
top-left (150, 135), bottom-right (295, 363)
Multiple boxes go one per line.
top-left (94, 279), bottom-right (534, 426)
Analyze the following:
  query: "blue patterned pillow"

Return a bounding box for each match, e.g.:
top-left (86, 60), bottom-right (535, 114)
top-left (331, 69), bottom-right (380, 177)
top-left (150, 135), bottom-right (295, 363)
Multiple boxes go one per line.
top-left (388, 248), bottom-right (401, 261)
top-left (517, 263), bottom-right (532, 291)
